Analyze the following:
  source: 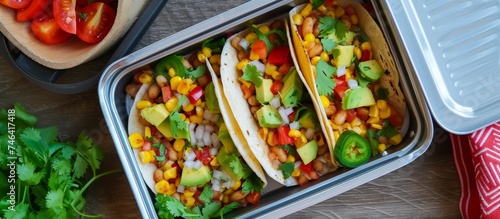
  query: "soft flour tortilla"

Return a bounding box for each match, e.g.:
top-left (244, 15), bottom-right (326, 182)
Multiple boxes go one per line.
top-left (289, 1), bottom-right (407, 161)
top-left (127, 69), bottom-right (268, 193)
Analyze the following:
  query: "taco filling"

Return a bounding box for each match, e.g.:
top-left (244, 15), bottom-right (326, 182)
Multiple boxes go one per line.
top-left (221, 19), bottom-right (337, 186)
top-left (126, 42), bottom-right (266, 218)
top-left (289, 0), bottom-right (407, 167)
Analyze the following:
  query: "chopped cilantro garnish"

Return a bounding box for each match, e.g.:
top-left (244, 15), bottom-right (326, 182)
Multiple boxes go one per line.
top-left (377, 87), bottom-right (389, 100)
top-left (377, 120), bottom-right (399, 138)
top-left (186, 65), bottom-right (206, 81)
top-left (334, 21), bottom-right (348, 41)
top-left (199, 185), bottom-right (214, 203)
top-left (283, 144), bottom-right (296, 157)
top-left (355, 71), bottom-right (371, 87)
top-left (247, 24), bottom-right (273, 53)
top-left (318, 16), bottom-right (337, 37)
top-left (367, 129), bottom-right (380, 156)
top-left (242, 173), bottom-right (264, 195)
top-left (321, 38), bottom-right (337, 53)
top-left (169, 95), bottom-right (189, 139)
top-left (277, 162), bottom-right (295, 179)
top-left (312, 0), bottom-right (326, 10)
top-left (315, 59), bottom-right (336, 96)
top-left (152, 142), bottom-right (166, 162)
top-left (242, 64), bottom-right (263, 87)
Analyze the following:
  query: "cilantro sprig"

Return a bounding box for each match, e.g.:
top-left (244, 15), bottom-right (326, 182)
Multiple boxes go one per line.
top-left (242, 64), bottom-right (263, 87)
top-left (315, 59), bottom-right (337, 96)
top-left (0, 103), bottom-right (119, 219)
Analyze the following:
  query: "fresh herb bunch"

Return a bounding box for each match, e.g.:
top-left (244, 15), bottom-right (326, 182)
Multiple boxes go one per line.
top-left (0, 103), bottom-right (119, 219)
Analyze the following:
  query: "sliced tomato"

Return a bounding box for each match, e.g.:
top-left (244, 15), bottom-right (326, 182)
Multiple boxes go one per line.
top-left (16, 0), bottom-right (50, 22)
top-left (333, 77), bottom-right (348, 99)
top-left (345, 109), bottom-right (357, 123)
top-left (251, 39), bottom-right (267, 60)
top-left (31, 14), bottom-right (72, 45)
top-left (53, 0), bottom-right (77, 34)
top-left (277, 125), bottom-right (295, 145)
top-left (76, 2), bottom-right (116, 44)
top-left (77, 0), bottom-right (115, 5)
top-left (245, 192), bottom-right (261, 205)
top-left (270, 80), bottom-right (283, 95)
top-left (1, 0), bottom-right (32, 9)
top-left (268, 45), bottom-right (290, 66)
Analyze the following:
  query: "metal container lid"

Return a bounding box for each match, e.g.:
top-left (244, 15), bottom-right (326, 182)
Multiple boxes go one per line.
top-left (377, 0), bottom-right (500, 134)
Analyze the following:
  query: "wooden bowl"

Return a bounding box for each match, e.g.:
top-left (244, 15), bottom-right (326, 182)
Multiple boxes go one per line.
top-left (0, 0), bottom-right (148, 70)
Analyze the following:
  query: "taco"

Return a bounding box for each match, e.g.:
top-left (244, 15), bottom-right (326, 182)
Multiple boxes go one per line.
top-left (126, 43), bottom-right (267, 218)
top-left (289, 0), bottom-right (407, 168)
top-left (220, 18), bottom-right (337, 187)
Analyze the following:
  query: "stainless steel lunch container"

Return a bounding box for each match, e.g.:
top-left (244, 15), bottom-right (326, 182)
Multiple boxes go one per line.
top-left (99, 0), bottom-right (492, 217)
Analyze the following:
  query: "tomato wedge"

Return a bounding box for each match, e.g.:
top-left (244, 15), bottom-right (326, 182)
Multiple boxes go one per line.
top-left (267, 45), bottom-right (290, 66)
top-left (76, 2), bottom-right (116, 44)
top-left (16, 0), bottom-right (50, 22)
top-left (0, 0), bottom-right (32, 9)
top-left (53, 0), bottom-right (77, 34)
top-left (31, 13), bottom-right (72, 45)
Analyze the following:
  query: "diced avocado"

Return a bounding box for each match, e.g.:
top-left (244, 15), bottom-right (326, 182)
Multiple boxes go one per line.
top-left (328, 31), bottom-right (356, 45)
top-left (256, 79), bottom-right (274, 104)
top-left (342, 87), bottom-right (376, 110)
top-left (280, 67), bottom-right (303, 108)
top-left (256, 105), bottom-right (282, 128)
top-left (297, 140), bottom-right (318, 165)
top-left (333, 45), bottom-right (354, 67)
top-left (141, 104), bottom-right (170, 127)
top-left (358, 60), bottom-right (384, 82)
top-left (180, 165), bottom-right (212, 186)
top-left (205, 82), bottom-right (220, 114)
top-left (156, 119), bottom-right (173, 139)
top-left (295, 107), bottom-right (320, 131)
top-left (216, 148), bottom-right (249, 181)
top-left (170, 117), bottom-right (190, 140)
top-left (218, 123), bottom-right (238, 155)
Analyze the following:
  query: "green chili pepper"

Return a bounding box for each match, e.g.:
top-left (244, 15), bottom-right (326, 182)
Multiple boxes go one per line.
top-left (334, 130), bottom-right (371, 168)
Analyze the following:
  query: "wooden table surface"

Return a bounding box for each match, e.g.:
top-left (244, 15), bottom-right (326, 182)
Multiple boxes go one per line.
top-left (0, 0), bottom-right (461, 218)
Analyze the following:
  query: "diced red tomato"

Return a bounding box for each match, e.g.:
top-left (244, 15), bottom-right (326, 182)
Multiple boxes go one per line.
top-left (162, 86), bottom-right (173, 103)
top-left (288, 111), bottom-right (296, 122)
top-left (356, 107), bottom-right (369, 121)
top-left (245, 191), bottom-right (261, 205)
top-left (277, 125), bottom-right (295, 145)
top-left (334, 77), bottom-right (349, 99)
top-left (270, 80), bottom-right (283, 95)
top-left (360, 49), bottom-right (371, 62)
top-left (299, 162), bottom-right (313, 174)
top-left (251, 39), bottom-right (267, 60)
top-left (76, 2), bottom-right (116, 44)
top-left (30, 12), bottom-right (72, 45)
top-left (0, 0), bottom-right (32, 9)
top-left (345, 109), bottom-right (357, 123)
top-left (194, 147), bottom-right (212, 166)
top-left (323, 0), bottom-right (335, 7)
top-left (268, 45), bottom-right (290, 66)
top-left (17, 0), bottom-right (50, 22)
top-left (53, 0), bottom-right (77, 34)
top-left (278, 62), bottom-right (292, 75)
top-left (141, 141), bottom-right (151, 151)
top-left (241, 84), bottom-right (253, 99)
top-left (187, 86), bottom-right (204, 104)
top-left (388, 105), bottom-right (404, 128)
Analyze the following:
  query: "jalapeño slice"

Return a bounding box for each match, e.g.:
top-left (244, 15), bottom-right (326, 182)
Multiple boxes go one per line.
top-left (334, 130), bottom-right (371, 168)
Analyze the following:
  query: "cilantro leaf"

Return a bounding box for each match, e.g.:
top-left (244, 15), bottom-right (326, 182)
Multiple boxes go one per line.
top-left (168, 95), bottom-right (189, 139)
top-left (202, 38), bottom-right (226, 54)
top-left (335, 21), bottom-right (348, 41)
top-left (367, 129), bottom-right (380, 156)
top-left (18, 163), bottom-right (44, 185)
top-left (283, 144), bottom-right (297, 157)
top-left (241, 173), bottom-right (264, 194)
top-left (215, 202), bottom-right (240, 218)
top-left (377, 87), bottom-right (389, 100)
top-left (45, 189), bottom-right (64, 208)
top-left (199, 185), bottom-right (213, 204)
top-left (74, 132), bottom-right (104, 176)
top-left (315, 59), bottom-right (336, 96)
top-left (51, 158), bottom-right (72, 175)
top-left (377, 120), bottom-right (399, 138)
top-left (321, 38), bottom-right (337, 53)
top-left (247, 24), bottom-right (273, 53)
top-left (312, 0), bottom-right (325, 10)
top-left (277, 162), bottom-right (295, 179)
top-left (3, 202), bottom-right (29, 219)
top-left (318, 16), bottom-right (336, 37)
top-left (153, 142), bottom-right (166, 162)
top-left (242, 64), bottom-right (263, 87)
top-left (186, 65), bottom-right (206, 81)
top-left (201, 202), bottom-right (220, 218)
top-left (20, 128), bottom-right (48, 163)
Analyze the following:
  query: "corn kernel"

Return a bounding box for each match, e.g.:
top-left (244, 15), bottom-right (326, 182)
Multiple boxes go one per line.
top-left (354, 47), bottom-right (362, 60)
top-left (317, 5), bottom-right (327, 13)
top-left (166, 184), bottom-right (176, 195)
top-left (195, 106), bottom-right (204, 117)
top-left (197, 53), bottom-right (207, 63)
top-left (271, 71), bottom-right (283, 80)
top-left (232, 180), bottom-right (241, 190)
top-left (333, 131), bottom-right (340, 141)
top-left (245, 32), bottom-right (258, 42)
top-left (223, 188), bottom-right (235, 195)
top-left (258, 25), bottom-right (270, 34)
top-left (170, 76), bottom-right (182, 90)
top-left (178, 160), bottom-right (184, 169)
top-left (361, 42), bottom-right (372, 51)
top-left (267, 131), bottom-right (276, 146)
top-left (292, 13), bottom-right (304, 25)
top-left (350, 117), bottom-right (363, 128)
top-left (165, 97), bottom-right (179, 112)
top-left (173, 139), bottom-right (185, 152)
top-left (238, 77), bottom-right (252, 88)
top-left (265, 63), bottom-right (277, 75)
top-left (139, 73), bottom-right (153, 84)
top-left (202, 47), bottom-right (212, 58)
top-left (288, 129), bottom-right (301, 138)
top-left (350, 14), bottom-right (359, 26)
top-left (389, 134), bottom-right (403, 145)
top-left (367, 117), bottom-right (380, 124)
top-left (320, 95), bottom-right (330, 108)
top-left (335, 7), bottom-right (345, 18)
top-left (139, 151), bottom-right (152, 163)
top-left (210, 54), bottom-right (221, 64)
top-left (300, 3), bottom-right (312, 17)
top-left (325, 10), bottom-right (335, 18)
top-left (291, 169), bottom-right (301, 177)
top-left (177, 79), bottom-right (192, 95)
top-left (249, 51), bottom-right (260, 61)
top-left (377, 143), bottom-right (387, 153)
top-left (183, 189), bottom-right (195, 198)
top-left (210, 157), bottom-right (219, 167)
top-left (286, 155), bottom-right (296, 163)
top-left (237, 59), bottom-right (250, 70)
top-left (311, 56), bottom-right (321, 66)
top-left (258, 127), bottom-right (268, 140)
top-left (189, 115), bottom-right (203, 124)
top-left (380, 108), bottom-right (391, 119)
top-left (144, 126), bottom-right (152, 139)
top-left (183, 103), bottom-right (195, 112)
top-left (304, 33), bottom-right (315, 42)
top-left (369, 105), bottom-right (379, 117)
top-left (342, 123), bottom-right (352, 130)
top-left (168, 67), bottom-right (176, 78)
top-left (296, 135), bottom-right (308, 148)
top-left (320, 51), bottom-right (329, 62)
top-left (345, 68), bottom-right (354, 81)
top-left (164, 167), bottom-right (177, 180)
top-left (183, 196), bottom-right (195, 207)
top-left (128, 133), bottom-right (144, 149)
top-left (155, 180), bottom-right (169, 194)
top-left (376, 100), bottom-right (388, 110)
top-left (179, 113), bottom-right (186, 121)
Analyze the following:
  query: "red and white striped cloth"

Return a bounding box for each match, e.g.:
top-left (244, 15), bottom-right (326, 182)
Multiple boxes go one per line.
top-left (451, 122), bottom-right (500, 218)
